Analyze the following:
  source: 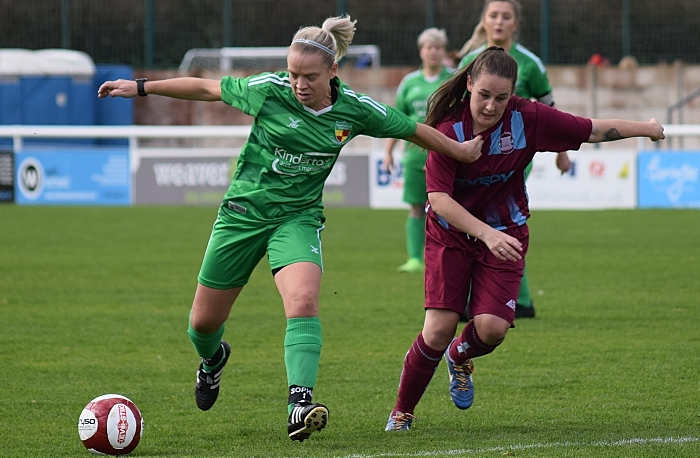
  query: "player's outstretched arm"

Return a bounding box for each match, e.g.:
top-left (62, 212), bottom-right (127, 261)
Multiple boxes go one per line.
top-left (97, 77), bottom-right (222, 101)
top-left (588, 118), bottom-right (665, 143)
top-left (407, 123), bottom-right (483, 164)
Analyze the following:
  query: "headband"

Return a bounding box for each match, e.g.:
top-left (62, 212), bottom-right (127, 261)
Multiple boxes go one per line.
top-left (291, 39), bottom-right (336, 59)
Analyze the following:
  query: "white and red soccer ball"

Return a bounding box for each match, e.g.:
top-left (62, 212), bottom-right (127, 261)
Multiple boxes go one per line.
top-left (78, 394), bottom-right (143, 456)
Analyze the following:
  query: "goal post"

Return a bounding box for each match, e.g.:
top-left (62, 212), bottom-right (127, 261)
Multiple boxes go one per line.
top-left (179, 45), bottom-right (381, 73)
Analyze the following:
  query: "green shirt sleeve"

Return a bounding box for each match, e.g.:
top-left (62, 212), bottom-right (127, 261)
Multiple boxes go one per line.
top-left (518, 60), bottom-right (552, 100)
top-left (362, 103), bottom-right (417, 140)
top-left (220, 73), bottom-right (272, 117)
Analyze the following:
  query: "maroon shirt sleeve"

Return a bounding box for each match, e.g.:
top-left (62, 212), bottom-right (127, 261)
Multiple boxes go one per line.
top-left (532, 103), bottom-right (593, 152)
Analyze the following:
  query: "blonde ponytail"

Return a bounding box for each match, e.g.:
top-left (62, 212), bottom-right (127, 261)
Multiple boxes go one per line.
top-left (322, 15), bottom-right (357, 62)
top-left (291, 15), bottom-right (356, 66)
top-left (456, 23), bottom-right (487, 59)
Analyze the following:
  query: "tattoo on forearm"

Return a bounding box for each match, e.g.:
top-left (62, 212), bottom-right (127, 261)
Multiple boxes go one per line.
top-left (602, 128), bottom-right (623, 142)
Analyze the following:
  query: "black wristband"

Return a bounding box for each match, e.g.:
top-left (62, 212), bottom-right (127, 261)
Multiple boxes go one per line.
top-left (135, 78), bottom-right (148, 97)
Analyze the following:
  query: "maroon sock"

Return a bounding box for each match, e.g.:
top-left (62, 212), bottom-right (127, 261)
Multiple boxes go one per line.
top-left (394, 332), bottom-right (443, 414)
top-left (448, 320), bottom-right (498, 365)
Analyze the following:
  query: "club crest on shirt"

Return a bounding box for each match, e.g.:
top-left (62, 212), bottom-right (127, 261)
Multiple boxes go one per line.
top-left (499, 132), bottom-right (515, 154)
top-left (331, 121), bottom-right (353, 145)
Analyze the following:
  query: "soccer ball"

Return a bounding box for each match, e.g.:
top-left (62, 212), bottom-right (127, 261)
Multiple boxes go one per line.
top-left (78, 394), bottom-right (143, 456)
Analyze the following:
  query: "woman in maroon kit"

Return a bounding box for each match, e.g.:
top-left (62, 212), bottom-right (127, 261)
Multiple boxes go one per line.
top-left (385, 46), bottom-right (665, 431)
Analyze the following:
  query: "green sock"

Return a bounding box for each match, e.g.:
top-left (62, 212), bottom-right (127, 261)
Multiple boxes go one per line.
top-left (284, 317), bottom-right (322, 414)
top-left (517, 265), bottom-right (533, 307)
top-left (187, 320), bottom-right (225, 371)
top-left (405, 215), bottom-right (425, 261)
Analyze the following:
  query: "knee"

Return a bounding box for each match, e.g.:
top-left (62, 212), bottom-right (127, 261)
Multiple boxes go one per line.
top-left (474, 316), bottom-right (510, 346)
top-left (189, 314), bottom-right (221, 334)
top-left (479, 328), bottom-right (507, 346)
top-left (409, 205), bottom-right (425, 218)
top-left (284, 291), bottom-right (319, 318)
top-left (422, 326), bottom-right (457, 351)
top-left (422, 309), bottom-right (460, 350)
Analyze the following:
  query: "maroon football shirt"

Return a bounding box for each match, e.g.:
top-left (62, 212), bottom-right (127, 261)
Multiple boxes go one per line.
top-left (426, 96), bottom-right (592, 231)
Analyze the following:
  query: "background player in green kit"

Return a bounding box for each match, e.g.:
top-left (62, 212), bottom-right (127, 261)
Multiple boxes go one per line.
top-left (457, 0), bottom-right (571, 318)
top-left (384, 28), bottom-right (455, 273)
top-left (98, 15), bottom-right (483, 443)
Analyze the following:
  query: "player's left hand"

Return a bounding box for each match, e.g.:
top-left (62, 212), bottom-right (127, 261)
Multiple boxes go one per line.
top-left (648, 118), bottom-right (665, 142)
top-left (483, 229), bottom-right (522, 262)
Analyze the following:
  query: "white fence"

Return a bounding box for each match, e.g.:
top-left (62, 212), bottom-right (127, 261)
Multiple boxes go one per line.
top-left (2, 124), bottom-right (699, 208)
top-left (1, 124), bottom-right (698, 150)
top-left (0, 125), bottom-right (250, 153)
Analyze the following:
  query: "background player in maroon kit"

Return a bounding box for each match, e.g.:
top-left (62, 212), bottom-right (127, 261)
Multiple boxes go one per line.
top-left (385, 47), bottom-right (665, 431)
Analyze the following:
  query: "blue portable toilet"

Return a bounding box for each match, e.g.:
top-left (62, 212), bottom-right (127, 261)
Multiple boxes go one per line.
top-left (0, 50), bottom-right (23, 126)
top-left (0, 49), bottom-right (97, 146)
top-left (94, 65), bottom-right (133, 126)
top-left (94, 65), bottom-right (134, 145)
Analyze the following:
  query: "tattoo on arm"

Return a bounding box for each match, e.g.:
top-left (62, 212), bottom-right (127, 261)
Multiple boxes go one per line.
top-left (601, 128), bottom-right (623, 142)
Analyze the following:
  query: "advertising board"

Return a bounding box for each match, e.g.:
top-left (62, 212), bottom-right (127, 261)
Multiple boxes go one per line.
top-left (133, 154), bottom-right (369, 207)
top-left (638, 151), bottom-right (700, 208)
top-left (322, 155), bottom-right (370, 207)
top-left (133, 155), bottom-right (232, 205)
top-left (527, 150), bottom-right (637, 210)
top-left (369, 148), bottom-right (409, 209)
top-left (14, 148), bottom-right (129, 205)
top-left (0, 150), bottom-right (13, 202)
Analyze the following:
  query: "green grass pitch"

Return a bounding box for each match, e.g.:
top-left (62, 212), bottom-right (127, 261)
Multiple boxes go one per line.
top-left (0, 205), bottom-right (698, 457)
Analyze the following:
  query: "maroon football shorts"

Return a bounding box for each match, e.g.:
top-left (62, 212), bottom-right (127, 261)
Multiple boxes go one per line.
top-left (424, 217), bottom-right (529, 326)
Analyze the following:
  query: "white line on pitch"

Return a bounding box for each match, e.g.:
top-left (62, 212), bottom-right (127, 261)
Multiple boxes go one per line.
top-left (326, 436), bottom-right (699, 458)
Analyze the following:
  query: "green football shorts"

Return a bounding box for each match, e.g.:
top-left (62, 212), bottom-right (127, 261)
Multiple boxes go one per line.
top-left (403, 165), bottom-right (427, 205)
top-left (197, 207), bottom-right (325, 289)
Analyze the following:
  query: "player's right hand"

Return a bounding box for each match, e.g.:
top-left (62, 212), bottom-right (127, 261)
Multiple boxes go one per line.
top-left (97, 79), bottom-right (137, 98)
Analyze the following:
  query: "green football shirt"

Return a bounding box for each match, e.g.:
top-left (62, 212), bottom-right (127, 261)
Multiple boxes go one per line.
top-left (219, 73), bottom-right (416, 223)
top-left (459, 43), bottom-right (552, 101)
top-left (394, 66), bottom-right (454, 162)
